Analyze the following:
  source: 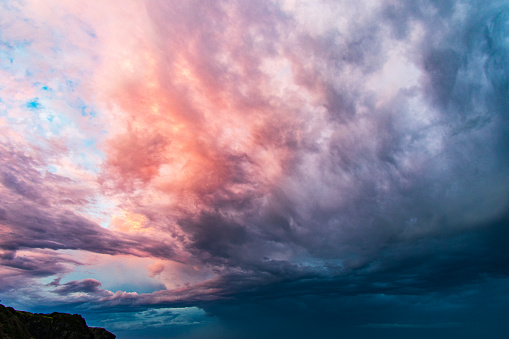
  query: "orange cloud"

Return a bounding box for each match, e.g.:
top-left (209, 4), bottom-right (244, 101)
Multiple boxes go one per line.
top-left (111, 210), bottom-right (149, 233)
top-left (147, 261), bottom-right (165, 277)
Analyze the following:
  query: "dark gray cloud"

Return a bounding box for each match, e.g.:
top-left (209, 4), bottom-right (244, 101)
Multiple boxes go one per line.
top-left (130, 0), bottom-right (509, 335)
top-left (93, 0), bottom-right (509, 312)
top-left (54, 279), bottom-right (103, 296)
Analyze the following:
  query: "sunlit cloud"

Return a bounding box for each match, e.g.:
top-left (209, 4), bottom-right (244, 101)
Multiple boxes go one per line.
top-left (1, 0), bottom-right (509, 338)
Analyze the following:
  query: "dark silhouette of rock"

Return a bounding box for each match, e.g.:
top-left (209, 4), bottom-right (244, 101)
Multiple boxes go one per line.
top-left (0, 304), bottom-right (115, 339)
top-left (89, 327), bottom-right (116, 339)
top-left (0, 305), bottom-right (31, 339)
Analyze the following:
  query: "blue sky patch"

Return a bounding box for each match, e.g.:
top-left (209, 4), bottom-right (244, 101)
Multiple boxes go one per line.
top-left (26, 98), bottom-right (42, 110)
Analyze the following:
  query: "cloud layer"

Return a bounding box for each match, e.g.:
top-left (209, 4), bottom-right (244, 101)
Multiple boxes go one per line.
top-left (1, 0), bottom-right (509, 337)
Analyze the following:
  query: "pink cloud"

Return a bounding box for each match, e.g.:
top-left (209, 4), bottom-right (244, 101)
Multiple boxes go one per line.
top-left (2, 2), bottom-right (508, 331)
top-left (148, 262), bottom-right (165, 277)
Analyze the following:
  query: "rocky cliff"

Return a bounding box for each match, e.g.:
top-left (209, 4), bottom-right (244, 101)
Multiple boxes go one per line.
top-left (0, 304), bottom-right (115, 339)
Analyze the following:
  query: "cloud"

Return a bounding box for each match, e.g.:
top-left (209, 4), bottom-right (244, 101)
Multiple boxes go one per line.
top-left (95, 0), bottom-right (509, 303)
top-left (1, 0), bottom-right (509, 337)
top-left (147, 262), bottom-right (165, 277)
top-left (54, 279), bottom-right (103, 296)
top-left (0, 249), bottom-right (81, 294)
top-left (0, 137), bottom-right (182, 259)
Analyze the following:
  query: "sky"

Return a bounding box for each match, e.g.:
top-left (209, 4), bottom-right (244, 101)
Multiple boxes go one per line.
top-left (0, 0), bottom-right (508, 338)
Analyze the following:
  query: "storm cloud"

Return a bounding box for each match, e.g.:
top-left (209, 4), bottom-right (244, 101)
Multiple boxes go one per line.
top-left (1, 0), bottom-right (508, 338)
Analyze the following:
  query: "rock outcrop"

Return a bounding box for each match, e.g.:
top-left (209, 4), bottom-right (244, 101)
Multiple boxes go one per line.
top-left (0, 304), bottom-right (115, 339)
